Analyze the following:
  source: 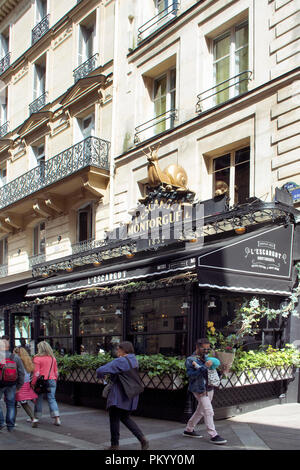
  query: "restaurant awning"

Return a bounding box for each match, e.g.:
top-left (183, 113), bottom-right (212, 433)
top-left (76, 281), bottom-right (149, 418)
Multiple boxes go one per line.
top-left (197, 224), bottom-right (295, 296)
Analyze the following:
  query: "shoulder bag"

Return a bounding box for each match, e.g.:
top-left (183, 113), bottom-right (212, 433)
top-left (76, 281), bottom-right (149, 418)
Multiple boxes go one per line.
top-left (33, 357), bottom-right (54, 395)
top-left (207, 368), bottom-right (221, 388)
top-left (117, 356), bottom-right (144, 399)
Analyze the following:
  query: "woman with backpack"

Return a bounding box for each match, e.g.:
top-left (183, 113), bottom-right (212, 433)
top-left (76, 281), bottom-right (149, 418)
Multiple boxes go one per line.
top-left (96, 341), bottom-right (149, 450)
top-left (13, 346), bottom-right (39, 427)
top-left (31, 341), bottom-right (61, 426)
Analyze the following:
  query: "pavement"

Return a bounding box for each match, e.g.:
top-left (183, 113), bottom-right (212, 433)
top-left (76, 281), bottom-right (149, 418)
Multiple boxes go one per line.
top-left (0, 400), bottom-right (300, 453)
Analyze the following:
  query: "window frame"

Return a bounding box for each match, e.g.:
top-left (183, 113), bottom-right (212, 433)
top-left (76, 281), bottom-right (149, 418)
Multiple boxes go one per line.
top-left (152, 67), bottom-right (176, 133)
top-left (0, 236), bottom-right (8, 265)
top-left (76, 202), bottom-right (94, 243)
top-left (33, 221), bottom-right (46, 256)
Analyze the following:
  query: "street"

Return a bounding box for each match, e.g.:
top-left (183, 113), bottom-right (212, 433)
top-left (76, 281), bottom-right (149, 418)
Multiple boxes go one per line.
top-left (0, 401), bottom-right (299, 452)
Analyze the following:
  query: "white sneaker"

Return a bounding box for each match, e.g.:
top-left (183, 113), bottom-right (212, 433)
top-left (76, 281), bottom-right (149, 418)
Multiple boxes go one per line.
top-left (54, 417), bottom-right (61, 426)
top-left (27, 418), bottom-right (39, 423)
top-left (32, 419), bottom-right (39, 428)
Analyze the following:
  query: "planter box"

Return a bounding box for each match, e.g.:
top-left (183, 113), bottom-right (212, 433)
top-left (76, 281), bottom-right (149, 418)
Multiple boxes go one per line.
top-left (60, 368), bottom-right (185, 390)
top-left (220, 366), bottom-right (294, 388)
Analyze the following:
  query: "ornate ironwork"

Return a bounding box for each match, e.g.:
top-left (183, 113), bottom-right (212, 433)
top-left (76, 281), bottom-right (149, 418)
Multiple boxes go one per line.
top-left (73, 53), bottom-right (99, 82)
top-left (29, 253), bottom-right (46, 268)
top-left (134, 109), bottom-right (177, 144)
top-left (0, 264), bottom-right (8, 277)
top-left (0, 52), bottom-right (10, 74)
top-left (71, 238), bottom-right (107, 255)
top-left (138, 2), bottom-right (179, 43)
top-left (29, 92), bottom-right (48, 115)
top-left (0, 121), bottom-right (9, 138)
top-left (196, 70), bottom-right (252, 113)
top-left (32, 15), bottom-right (50, 45)
top-left (0, 136), bottom-right (110, 210)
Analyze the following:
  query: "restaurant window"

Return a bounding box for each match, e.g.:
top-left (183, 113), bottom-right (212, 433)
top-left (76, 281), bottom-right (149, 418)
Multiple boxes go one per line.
top-left (212, 146), bottom-right (250, 205)
top-left (207, 293), bottom-right (284, 350)
top-left (213, 21), bottom-right (248, 105)
top-left (79, 298), bottom-right (123, 355)
top-left (128, 291), bottom-right (188, 356)
top-left (39, 305), bottom-right (73, 355)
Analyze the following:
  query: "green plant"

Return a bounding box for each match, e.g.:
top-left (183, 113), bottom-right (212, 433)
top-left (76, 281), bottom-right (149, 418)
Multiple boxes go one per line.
top-left (231, 344), bottom-right (300, 373)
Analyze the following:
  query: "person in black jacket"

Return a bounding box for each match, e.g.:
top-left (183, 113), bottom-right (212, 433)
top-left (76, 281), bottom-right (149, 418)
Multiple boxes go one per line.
top-left (0, 338), bottom-right (25, 432)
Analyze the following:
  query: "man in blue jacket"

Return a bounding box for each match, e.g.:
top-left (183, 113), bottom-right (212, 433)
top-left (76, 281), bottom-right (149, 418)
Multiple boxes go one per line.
top-left (183, 338), bottom-right (227, 445)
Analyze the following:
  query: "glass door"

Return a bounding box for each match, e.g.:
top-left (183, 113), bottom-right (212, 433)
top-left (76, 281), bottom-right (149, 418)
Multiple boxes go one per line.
top-left (14, 315), bottom-right (33, 351)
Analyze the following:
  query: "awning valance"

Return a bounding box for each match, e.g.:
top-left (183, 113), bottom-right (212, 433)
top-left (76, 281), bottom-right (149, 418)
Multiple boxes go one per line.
top-left (197, 224), bottom-right (295, 296)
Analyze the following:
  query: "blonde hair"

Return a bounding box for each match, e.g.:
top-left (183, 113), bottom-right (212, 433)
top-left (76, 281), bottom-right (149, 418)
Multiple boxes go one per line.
top-left (14, 347), bottom-right (35, 373)
top-left (36, 341), bottom-right (55, 358)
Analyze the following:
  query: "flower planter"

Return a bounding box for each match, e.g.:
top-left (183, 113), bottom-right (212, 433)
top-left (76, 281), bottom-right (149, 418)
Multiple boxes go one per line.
top-left (215, 351), bottom-right (236, 374)
top-left (220, 366), bottom-right (294, 388)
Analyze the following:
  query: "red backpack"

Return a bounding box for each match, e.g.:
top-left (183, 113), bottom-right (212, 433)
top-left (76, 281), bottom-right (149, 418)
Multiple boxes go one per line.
top-left (0, 355), bottom-right (18, 384)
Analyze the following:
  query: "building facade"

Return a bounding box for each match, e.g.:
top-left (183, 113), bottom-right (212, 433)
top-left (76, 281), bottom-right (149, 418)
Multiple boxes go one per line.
top-left (0, 0), bottom-right (299, 368)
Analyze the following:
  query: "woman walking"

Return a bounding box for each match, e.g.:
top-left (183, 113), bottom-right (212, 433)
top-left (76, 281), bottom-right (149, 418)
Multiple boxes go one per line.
top-left (13, 347), bottom-right (39, 427)
top-left (96, 341), bottom-right (149, 450)
top-left (31, 341), bottom-right (61, 426)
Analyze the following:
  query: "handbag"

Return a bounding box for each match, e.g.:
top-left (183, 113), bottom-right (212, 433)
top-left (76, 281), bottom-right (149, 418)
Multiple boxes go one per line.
top-left (207, 368), bottom-right (221, 388)
top-left (33, 358), bottom-right (53, 395)
top-left (102, 383), bottom-right (112, 399)
top-left (117, 356), bottom-right (144, 399)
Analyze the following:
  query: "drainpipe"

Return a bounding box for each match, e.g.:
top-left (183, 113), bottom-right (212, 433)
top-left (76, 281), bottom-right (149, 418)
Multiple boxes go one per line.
top-left (109, 0), bottom-right (120, 231)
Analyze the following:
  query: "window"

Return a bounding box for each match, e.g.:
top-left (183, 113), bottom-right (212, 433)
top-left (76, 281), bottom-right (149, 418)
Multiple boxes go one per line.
top-left (75, 113), bottom-right (95, 142)
top-left (77, 203), bottom-right (93, 242)
top-left (0, 237), bottom-right (8, 265)
top-left (156, 0), bottom-right (176, 20)
top-left (0, 165), bottom-right (6, 186)
top-left (79, 298), bottom-right (122, 354)
top-left (33, 62), bottom-right (46, 100)
top-left (36, 0), bottom-right (47, 23)
top-left (78, 17), bottom-right (96, 66)
top-left (39, 304), bottom-right (73, 355)
top-left (128, 291), bottom-right (188, 356)
top-left (33, 221), bottom-right (46, 256)
top-left (212, 146), bottom-right (250, 205)
top-left (31, 142), bottom-right (45, 179)
top-left (153, 68), bottom-right (176, 134)
top-left (0, 28), bottom-right (9, 58)
top-left (0, 87), bottom-right (8, 126)
top-left (213, 21), bottom-right (248, 104)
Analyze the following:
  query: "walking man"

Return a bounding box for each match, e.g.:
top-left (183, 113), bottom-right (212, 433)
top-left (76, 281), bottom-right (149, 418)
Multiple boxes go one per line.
top-left (0, 338), bottom-right (25, 432)
top-left (183, 338), bottom-right (227, 445)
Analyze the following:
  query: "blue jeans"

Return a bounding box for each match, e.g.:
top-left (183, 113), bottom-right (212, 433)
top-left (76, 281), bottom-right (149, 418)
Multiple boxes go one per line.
top-left (0, 385), bottom-right (16, 429)
top-left (34, 380), bottom-right (60, 418)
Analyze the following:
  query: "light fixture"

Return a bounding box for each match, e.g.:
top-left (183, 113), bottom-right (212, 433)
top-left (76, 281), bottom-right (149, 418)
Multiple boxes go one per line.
top-left (17, 248), bottom-right (21, 255)
top-left (93, 256), bottom-right (102, 267)
top-left (42, 271), bottom-right (49, 278)
top-left (126, 249), bottom-right (135, 259)
top-left (181, 302), bottom-right (189, 309)
top-left (235, 226), bottom-right (246, 235)
top-left (115, 308), bottom-right (122, 316)
top-left (57, 235), bottom-right (62, 242)
top-left (208, 297), bottom-right (216, 308)
top-left (66, 264), bottom-right (73, 272)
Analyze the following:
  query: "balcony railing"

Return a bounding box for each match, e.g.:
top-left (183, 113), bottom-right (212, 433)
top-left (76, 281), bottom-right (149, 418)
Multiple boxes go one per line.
top-left (29, 92), bottom-right (48, 115)
top-left (0, 52), bottom-right (10, 74)
top-left (71, 238), bottom-right (106, 255)
top-left (138, 2), bottom-right (180, 43)
top-left (73, 53), bottom-right (99, 83)
top-left (32, 15), bottom-right (50, 45)
top-left (0, 264), bottom-right (8, 277)
top-left (0, 121), bottom-right (9, 138)
top-left (134, 108), bottom-right (177, 144)
top-left (0, 136), bottom-right (110, 210)
top-left (196, 70), bottom-right (252, 113)
top-left (29, 253), bottom-right (46, 268)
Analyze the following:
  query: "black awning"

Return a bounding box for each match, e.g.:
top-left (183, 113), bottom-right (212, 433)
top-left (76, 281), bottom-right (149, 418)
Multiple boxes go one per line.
top-left (0, 278), bottom-right (32, 306)
top-left (197, 224), bottom-right (295, 296)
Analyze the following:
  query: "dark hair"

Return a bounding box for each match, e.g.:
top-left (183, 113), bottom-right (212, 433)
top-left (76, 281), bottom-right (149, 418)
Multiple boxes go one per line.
top-left (195, 338), bottom-right (210, 347)
top-left (1, 335), bottom-right (9, 340)
top-left (118, 341), bottom-right (135, 354)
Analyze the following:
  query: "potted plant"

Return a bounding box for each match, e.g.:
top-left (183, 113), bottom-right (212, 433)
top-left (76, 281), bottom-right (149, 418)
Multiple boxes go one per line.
top-left (206, 322), bottom-right (238, 373)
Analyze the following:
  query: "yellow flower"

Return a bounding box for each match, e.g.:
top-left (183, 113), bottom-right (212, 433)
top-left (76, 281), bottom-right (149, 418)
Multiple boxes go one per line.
top-left (210, 327), bottom-right (216, 334)
top-left (207, 321), bottom-right (214, 328)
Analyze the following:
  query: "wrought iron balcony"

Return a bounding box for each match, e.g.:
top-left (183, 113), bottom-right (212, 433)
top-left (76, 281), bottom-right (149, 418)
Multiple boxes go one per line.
top-left (71, 238), bottom-right (106, 255)
top-left (29, 253), bottom-right (46, 268)
top-left (0, 136), bottom-right (110, 210)
top-left (134, 108), bottom-right (177, 144)
top-left (29, 92), bottom-right (48, 115)
top-left (0, 52), bottom-right (10, 74)
top-left (196, 70), bottom-right (252, 113)
top-left (0, 263), bottom-right (8, 277)
top-left (0, 121), bottom-right (9, 138)
top-left (138, 2), bottom-right (179, 43)
top-left (73, 53), bottom-right (99, 83)
top-left (32, 14), bottom-right (50, 45)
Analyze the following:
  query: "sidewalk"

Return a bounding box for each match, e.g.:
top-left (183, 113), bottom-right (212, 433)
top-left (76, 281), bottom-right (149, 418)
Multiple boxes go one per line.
top-left (0, 401), bottom-right (299, 451)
